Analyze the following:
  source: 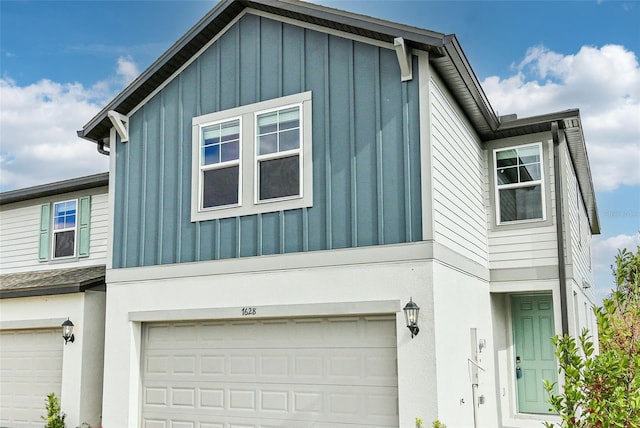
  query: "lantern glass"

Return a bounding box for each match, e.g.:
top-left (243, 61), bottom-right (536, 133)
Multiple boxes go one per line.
top-left (403, 298), bottom-right (420, 338)
top-left (61, 318), bottom-right (74, 343)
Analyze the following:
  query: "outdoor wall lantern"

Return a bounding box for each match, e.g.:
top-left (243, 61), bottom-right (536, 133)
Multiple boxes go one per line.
top-left (403, 298), bottom-right (420, 338)
top-left (61, 318), bottom-right (75, 344)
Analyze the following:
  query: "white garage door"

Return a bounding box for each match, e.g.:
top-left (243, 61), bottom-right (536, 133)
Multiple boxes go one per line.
top-left (141, 315), bottom-right (398, 428)
top-left (0, 328), bottom-right (63, 428)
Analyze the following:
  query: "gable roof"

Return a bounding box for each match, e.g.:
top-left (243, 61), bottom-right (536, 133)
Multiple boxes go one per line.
top-left (77, 0), bottom-right (496, 144)
top-left (77, 0), bottom-right (598, 233)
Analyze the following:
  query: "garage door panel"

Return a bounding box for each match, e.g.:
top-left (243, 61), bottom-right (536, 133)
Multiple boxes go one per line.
top-left (142, 316), bottom-right (398, 427)
top-left (142, 386), bottom-right (398, 426)
top-left (143, 348), bottom-right (396, 386)
top-left (0, 328), bottom-right (63, 428)
top-left (144, 317), bottom-right (396, 350)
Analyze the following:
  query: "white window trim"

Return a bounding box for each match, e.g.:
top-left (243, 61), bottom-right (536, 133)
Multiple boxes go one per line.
top-left (51, 199), bottom-right (78, 259)
top-left (197, 116), bottom-right (243, 211)
top-left (191, 91), bottom-right (312, 222)
top-left (493, 142), bottom-right (546, 225)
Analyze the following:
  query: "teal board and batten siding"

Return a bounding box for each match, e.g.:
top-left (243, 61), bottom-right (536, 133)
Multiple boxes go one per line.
top-left (113, 14), bottom-right (422, 268)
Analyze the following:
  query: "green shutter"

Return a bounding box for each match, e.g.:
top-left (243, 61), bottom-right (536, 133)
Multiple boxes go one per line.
top-left (78, 196), bottom-right (91, 258)
top-left (38, 203), bottom-right (51, 261)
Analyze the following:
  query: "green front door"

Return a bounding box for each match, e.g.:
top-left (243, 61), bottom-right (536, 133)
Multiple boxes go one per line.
top-left (511, 294), bottom-right (557, 414)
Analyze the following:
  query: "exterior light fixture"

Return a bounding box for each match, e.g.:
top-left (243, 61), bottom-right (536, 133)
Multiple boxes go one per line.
top-left (61, 318), bottom-right (75, 344)
top-left (403, 297), bottom-right (420, 338)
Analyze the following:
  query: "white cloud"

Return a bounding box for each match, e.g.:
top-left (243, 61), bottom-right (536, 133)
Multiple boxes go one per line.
top-left (116, 55), bottom-right (140, 86)
top-left (592, 232), bottom-right (640, 300)
top-left (593, 232), bottom-right (640, 271)
top-left (0, 57), bottom-right (141, 191)
top-left (482, 44), bottom-right (640, 192)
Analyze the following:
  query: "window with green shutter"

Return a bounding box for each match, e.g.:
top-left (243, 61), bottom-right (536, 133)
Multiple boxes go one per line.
top-left (38, 196), bottom-right (91, 261)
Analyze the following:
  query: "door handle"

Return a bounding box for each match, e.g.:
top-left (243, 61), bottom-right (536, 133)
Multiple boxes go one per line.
top-left (516, 356), bottom-right (522, 379)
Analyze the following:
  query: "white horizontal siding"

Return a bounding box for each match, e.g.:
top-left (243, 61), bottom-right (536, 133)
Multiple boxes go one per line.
top-left (564, 145), bottom-right (593, 294)
top-left (430, 75), bottom-right (488, 266)
top-left (0, 205), bottom-right (39, 272)
top-left (0, 189), bottom-right (108, 274)
top-left (486, 139), bottom-right (559, 270)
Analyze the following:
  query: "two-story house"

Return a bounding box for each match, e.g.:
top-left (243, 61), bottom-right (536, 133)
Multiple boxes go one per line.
top-left (0, 173), bottom-right (109, 428)
top-left (77, 1), bottom-right (600, 427)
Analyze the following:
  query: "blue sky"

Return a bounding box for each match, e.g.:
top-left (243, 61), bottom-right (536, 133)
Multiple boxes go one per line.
top-left (1, 0), bottom-right (639, 301)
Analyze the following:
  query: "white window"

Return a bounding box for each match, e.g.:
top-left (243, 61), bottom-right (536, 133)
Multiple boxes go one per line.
top-left (199, 118), bottom-right (241, 209)
top-left (494, 143), bottom-right (545, 224)
top-left (191, 92), bottom-right (312, 222)
top-left (256, 105), bottom-right (302, 202)
top-left (52, 199), bottom-right (77, 259)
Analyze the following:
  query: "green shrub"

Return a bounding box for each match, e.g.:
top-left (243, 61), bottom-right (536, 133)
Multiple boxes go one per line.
top-left (42, 392), bottom-right (66, 428)
top-left (543, 246), bottom-right (640, 427)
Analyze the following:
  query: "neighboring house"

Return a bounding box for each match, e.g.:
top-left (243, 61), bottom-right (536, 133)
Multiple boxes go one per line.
top-left (0, 173), bottom-right (108, 428)
top-left (77, 1), bottom-right (600, 427)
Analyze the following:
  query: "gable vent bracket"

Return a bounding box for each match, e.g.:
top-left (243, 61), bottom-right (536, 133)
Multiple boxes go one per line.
top-left (108, 110), bottom-right (129, 143)
top-left (394, 37), bottom-right (413, 81)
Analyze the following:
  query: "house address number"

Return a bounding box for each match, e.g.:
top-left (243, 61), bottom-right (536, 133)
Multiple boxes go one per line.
top-left (241, 307), bottom-right (257, 316)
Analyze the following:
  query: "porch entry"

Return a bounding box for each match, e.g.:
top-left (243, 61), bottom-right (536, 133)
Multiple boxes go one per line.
top-left (511, 294), bottom-right (557, 414)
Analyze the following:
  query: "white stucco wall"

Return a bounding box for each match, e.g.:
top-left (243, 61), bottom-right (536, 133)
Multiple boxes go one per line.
top-left (0, 291), bottom-right (106, 427)
top-left (101, 243), bottom-right (456, 427)
top-left (432, 261), bottom-right (498, 427)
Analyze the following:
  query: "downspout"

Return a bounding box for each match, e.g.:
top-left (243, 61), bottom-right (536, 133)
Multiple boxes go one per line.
top-left (97, 140), bottom-right (110, 156)
top-left (552, 121), bottom-right (569, 335)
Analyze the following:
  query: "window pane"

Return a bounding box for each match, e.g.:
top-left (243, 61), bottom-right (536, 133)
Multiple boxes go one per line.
top-left (518, 146), bottom-right (540, 164)
top-left (221, 141), bottom-right (239, 162)
top-left (259, 155), bottom-right (300, 200)
top-left (202, 126), bottom-right (220, 144)
top-left (496, 149), bottom-right (517, 168)
top-left (53, 201), bottom-right (76, 230)
top-left (497, 166), bottom-right (519, 185)
top-left (65, 214), bottom-right (76, 229)
top-left (499, 185), bottom-right (542, 222)
top-left (203, 166), bottom-right (239, 208)
top-left (54, 230), bottom-right (75, 258)
top-left (279, 129), bottom-right (300, 151)
top-left (278, 107), bottom-right (300, 130)
top-left (258, 134), bottom-right (277, 155)
top-left (257, 112), bottom-right (278, 135)
top-left (520, 164), bottom-right (541, 182)
top-left (202, 120), bottom-right (239, 166)
top-left (220, 121), bottom-right (240, 142)
top-left (203, 144), bottom-right (220, 165)
top-left (54, 216), bottom-right (66, 229)
top-left (257, 107), bottom-right (301, 154)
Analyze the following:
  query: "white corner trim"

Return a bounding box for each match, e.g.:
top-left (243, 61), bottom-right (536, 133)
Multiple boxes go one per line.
top-left (108, 110), bottom-right (129, 143)
top-left (417, 50), bottom-right (433, 240)
top-left (394, 37), bottom-right (413, 81)
top-left (128, 300), bottom-right (401, 322)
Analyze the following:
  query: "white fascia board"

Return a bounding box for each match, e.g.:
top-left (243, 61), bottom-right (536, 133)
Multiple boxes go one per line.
top-left (108, 111), bottom-right (129, 143)
top-left (394, 37), bottom-right (413, 81)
